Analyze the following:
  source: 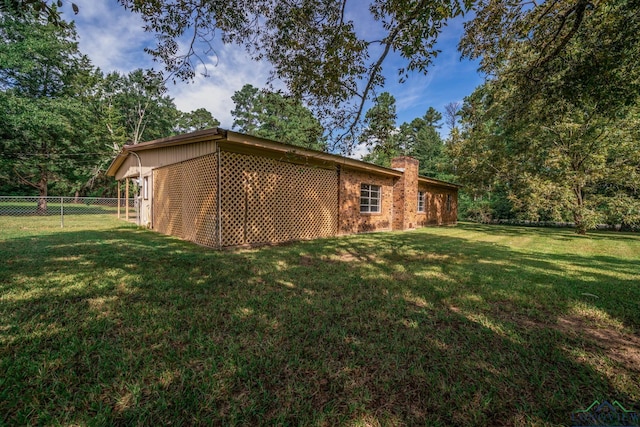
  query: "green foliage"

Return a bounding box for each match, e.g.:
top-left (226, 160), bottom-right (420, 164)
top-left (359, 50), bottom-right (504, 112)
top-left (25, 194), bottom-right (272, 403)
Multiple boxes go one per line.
top-left (231, 84), bottom-right (326, 151)
top-left (0, 14), bottom-right (99, 199)
top-left (174, 108), bottom-right (220, 134)
top-left (360, 99), bottom-right (450, 180)
top-left (99, 69), bottom-right (178, 145)
top-left (0, 0), bottom-right (78, 27)
top-left (457, 187), bottom-right (515, 223)
top-left (360, 92), bottom-right (399, 166)
top-left (601, 194), bottom-right (640, 230)
top-left (0, 13), bottom-right (198, 198)
top-left (116, 0), bottom-right (473, 151)
top-left (453, 0), bottom-right (640, 233)
top-left (461, 0), bottom-right (640, 114)
top-left (399, 107), bottom-right (447, 178)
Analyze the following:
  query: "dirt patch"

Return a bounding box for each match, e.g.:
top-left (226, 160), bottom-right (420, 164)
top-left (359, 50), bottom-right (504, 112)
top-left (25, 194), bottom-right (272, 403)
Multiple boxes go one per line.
top-left (299, 255), bottom-right (315, 266)
top-left (336, 252), bottom-right (361, 262)
top-left (557, 315), bottom-right (640, 372)
top-left (392, 271), bottom-right (413, 282)
top-left (325, 251), bottom-right (378, 264)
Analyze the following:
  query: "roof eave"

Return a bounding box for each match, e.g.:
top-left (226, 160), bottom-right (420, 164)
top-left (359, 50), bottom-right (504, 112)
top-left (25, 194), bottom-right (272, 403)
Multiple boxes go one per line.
top-left (418, 175), bottom-right (463, 189)
top-left (105, 128), bottom-right (226, 177)
top-left (224, 130), bottom-right (403, 177)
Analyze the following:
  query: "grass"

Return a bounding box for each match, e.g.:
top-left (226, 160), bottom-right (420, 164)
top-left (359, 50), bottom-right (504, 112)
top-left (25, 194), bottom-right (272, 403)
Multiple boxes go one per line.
top-left (1, 216), bottom-right (639, 426)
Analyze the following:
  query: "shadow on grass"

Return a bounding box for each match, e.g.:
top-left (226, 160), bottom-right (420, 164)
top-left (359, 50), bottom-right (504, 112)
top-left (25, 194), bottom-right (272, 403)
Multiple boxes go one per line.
top-left (1, 224), bottom-right (639, 425)
top-left (460, 221), bottom-right (640, 242)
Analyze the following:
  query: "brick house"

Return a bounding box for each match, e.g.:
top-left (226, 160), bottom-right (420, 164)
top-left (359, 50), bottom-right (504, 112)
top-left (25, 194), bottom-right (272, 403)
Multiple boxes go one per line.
top-left (106, 128), bottom-right (459, 248)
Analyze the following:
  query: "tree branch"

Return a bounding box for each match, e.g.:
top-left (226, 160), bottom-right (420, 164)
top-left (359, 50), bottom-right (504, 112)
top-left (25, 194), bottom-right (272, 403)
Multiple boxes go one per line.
top-left (341, 0), bottom-right (429, 142)
top-left (532, 0), bottom-right (589, 72)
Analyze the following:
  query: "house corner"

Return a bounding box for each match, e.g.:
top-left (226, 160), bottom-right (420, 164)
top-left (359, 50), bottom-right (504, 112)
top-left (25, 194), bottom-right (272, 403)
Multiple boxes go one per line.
top-left (391, 156), bottom-right (419, 231)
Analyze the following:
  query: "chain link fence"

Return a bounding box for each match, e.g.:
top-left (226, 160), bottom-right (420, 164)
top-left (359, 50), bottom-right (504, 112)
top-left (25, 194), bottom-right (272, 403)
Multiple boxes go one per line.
top-left (0, 196), bottom-right (137, 226)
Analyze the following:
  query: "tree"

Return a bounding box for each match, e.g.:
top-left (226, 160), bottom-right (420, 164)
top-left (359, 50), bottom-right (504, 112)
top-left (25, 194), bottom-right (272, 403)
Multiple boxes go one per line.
top-left (460, 0), bottom-right (640, 120)
top-left (450, 0), bottom-right (640, 233)
top-left (443, 101), bottom-right (460, 133)
top-left (231, 84), bottom-right (326, 151)
top-left (231, 84), bottom-right (262, 136)
top-left (102, 69), bottom-right (178, 145)
top-left (0, 0), bottom-right (78, 27)
top-left (12, 1), bottom-right (637, 156)
top-left (360, 92), bottom-right (399, 166)
top-left (106, 0), bottom-right (472, 152)
top-left (452, 83), bottom-right (640, 232)
top-left (174, 108), bottom-right (220, 134)
top-left (400, 107), bottom-right (447, 178)
top-left (0, 13), bottom-right (97, 209)
top-left (81, 69), bottom-right (192, 196)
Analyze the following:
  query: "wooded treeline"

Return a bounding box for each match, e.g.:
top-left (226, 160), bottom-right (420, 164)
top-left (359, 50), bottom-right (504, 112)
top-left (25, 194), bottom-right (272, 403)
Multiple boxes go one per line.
top-left (0, 11), bottom-right (219, 198)
top-left (450, 0), bottom-right (640, 233)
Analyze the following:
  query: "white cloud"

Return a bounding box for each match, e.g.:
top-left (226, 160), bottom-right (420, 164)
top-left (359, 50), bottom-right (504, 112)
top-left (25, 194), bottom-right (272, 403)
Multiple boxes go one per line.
top-left (168, 44), bottom-right (279, 127)
top-left (66, 0), bottom-right (279, 126)
top-left (346, 143), bottom-right (371, 161)
top-left (68, 0), bottom-right (156, 73)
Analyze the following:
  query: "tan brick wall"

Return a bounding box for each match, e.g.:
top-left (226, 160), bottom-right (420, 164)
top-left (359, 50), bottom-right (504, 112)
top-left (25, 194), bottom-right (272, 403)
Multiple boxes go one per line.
top-left (419, 183), bottom-right (458, 225)
top-left (391, 157), bottom-right (419, 230)
top-left (338, 166), bottom-right (395, 234)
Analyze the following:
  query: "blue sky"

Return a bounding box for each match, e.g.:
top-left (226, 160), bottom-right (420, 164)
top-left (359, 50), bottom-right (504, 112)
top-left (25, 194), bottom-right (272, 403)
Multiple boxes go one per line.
top-left (61, 0), bottom-right (484, 146)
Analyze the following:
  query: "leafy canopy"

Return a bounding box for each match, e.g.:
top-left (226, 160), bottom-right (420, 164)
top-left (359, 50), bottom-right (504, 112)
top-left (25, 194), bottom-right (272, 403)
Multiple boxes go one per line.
top-left (451, 0), bottom-right (640, 233)
top-left (0, 13), bottom-right (98, 200)
top-left (231, 84), bottom-right (326, 151)
top-left (108, 0), bottom-right (472, 152)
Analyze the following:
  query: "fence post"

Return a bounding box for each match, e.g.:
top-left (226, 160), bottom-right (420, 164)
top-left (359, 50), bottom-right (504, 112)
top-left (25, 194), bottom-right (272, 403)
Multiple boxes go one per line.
top-left (60, 196), bottom-right (64, 228)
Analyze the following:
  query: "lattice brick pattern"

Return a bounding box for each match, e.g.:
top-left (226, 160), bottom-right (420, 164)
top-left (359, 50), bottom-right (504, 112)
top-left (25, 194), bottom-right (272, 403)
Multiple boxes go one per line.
top-left (153, 153), bottom-right (218, 247)
top-left (220, 151), bottom-right (339, 247)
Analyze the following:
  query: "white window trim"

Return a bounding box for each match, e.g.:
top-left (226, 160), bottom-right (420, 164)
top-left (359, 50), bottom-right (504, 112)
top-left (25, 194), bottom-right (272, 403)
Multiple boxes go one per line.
top-left (417, 191), bottom-right (425, 213)
top-left (360, 183), bottom-right (381, 214)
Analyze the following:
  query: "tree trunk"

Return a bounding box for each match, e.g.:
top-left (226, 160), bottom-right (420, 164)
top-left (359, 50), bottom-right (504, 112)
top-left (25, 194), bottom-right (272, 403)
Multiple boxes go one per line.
top-left (573, 185), bottom-right (587, 235)
top-left (573, 210), bottom-right (587, 235)
top-left (36, 172), bottom-right (48, 215)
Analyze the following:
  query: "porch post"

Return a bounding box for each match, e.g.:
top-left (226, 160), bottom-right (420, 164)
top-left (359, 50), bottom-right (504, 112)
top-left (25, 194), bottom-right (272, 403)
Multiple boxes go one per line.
top-left (125, 178), bottom-right (130, 221)
top-left (117, 180), bottom-right (121, 219)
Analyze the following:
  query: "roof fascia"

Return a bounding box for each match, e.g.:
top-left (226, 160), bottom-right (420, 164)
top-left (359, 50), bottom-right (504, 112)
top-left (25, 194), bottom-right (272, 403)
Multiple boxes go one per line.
top-left (224, 130), bottom-right (403, 177)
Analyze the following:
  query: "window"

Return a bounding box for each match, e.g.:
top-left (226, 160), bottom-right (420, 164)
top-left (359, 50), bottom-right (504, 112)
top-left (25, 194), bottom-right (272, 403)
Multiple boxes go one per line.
top-left (417, 191), bottom-right (425, 212)
top-left (360, 184), bottom-right (381, 213)
top-left (446, 194), bottom-right (452, 213)
top-left (143, 176), bottom-right (149, 200)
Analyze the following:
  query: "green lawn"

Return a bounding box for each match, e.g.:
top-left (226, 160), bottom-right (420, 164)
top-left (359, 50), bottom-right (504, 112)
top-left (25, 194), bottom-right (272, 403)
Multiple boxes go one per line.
top-left (1, 216), bottom-right (639, 426)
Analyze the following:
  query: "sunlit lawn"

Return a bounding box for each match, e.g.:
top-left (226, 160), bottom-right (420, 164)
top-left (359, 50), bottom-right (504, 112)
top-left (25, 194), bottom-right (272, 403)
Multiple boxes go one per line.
top-left (1, 215), bottom-right (639, 426)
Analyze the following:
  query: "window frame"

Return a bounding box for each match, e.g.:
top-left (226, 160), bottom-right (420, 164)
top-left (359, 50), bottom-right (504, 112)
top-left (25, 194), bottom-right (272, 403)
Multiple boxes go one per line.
top-left (143, 176), bottom-right (149, 200)
top-left (446, 194), bottom-right (452, 213)
top-left (417, 191), bottom-right (425, 213)
top-left (360, 183), bottom-right (381, 214)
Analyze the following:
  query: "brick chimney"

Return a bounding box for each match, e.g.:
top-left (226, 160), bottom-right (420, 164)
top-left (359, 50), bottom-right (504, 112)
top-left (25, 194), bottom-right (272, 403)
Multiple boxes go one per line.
top-left (391, 156), bottom-right (419, 230)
